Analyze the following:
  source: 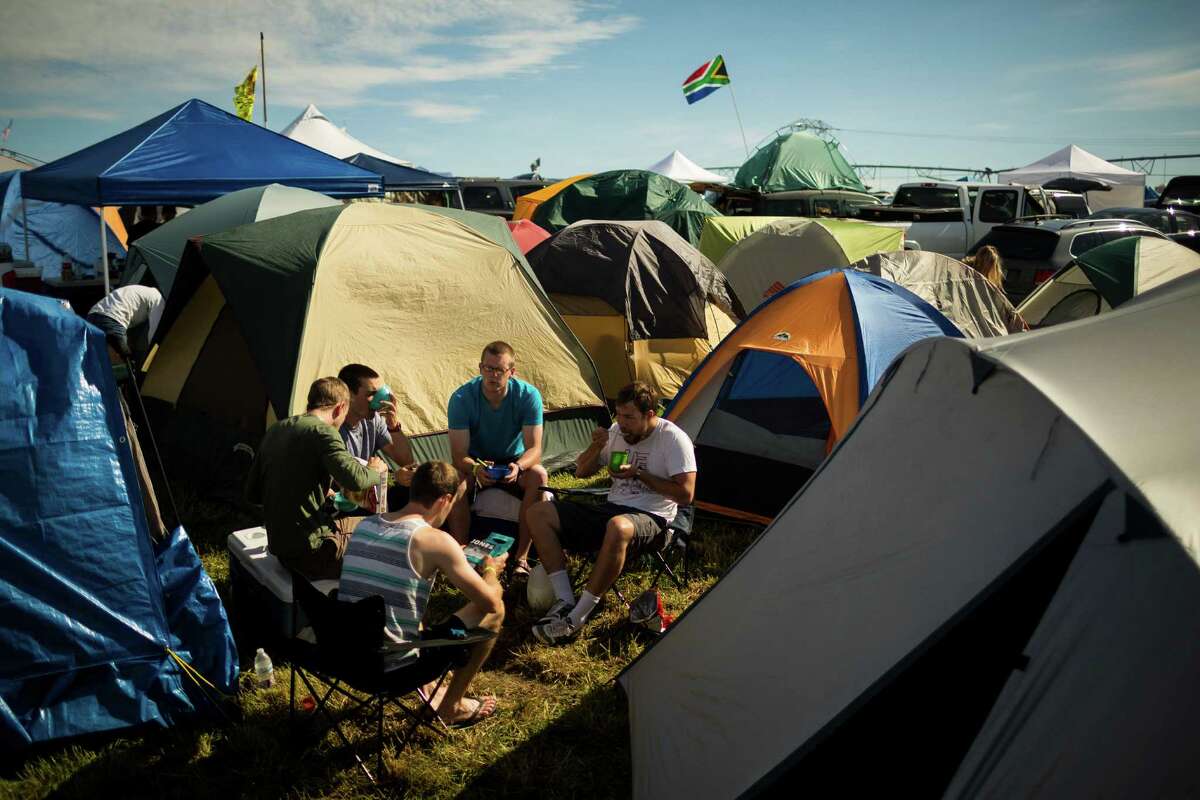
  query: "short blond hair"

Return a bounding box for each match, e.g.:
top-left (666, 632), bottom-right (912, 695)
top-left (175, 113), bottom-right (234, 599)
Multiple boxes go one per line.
top-left (306, 377), bottom-right (350, 411)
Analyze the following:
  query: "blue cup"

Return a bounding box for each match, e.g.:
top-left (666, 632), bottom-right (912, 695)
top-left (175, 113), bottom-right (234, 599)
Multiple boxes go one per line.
top-left (369, 385), bottom-right (392, 410)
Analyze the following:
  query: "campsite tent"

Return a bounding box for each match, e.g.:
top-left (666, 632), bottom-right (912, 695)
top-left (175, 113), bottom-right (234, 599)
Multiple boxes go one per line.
top-left (0, 153), bottom-right (30, 172)
top-left (344, 153), bottom-right (461, 207)
top-left (20, 99), bottom-right (384, 206)
top-left (734, 131), bottom-right (867, 193)
top-left (0, 289), bottom-right (236, 750)
top-left (0, 171), bottom-right (126, 279)
top-left (998, 145), bottom-right (1144, 211)
top-left (530, 170), bottom-right (721, 248)
top-left (717, 217), bottom-right (904, 310)
top-left (142, 204), bottom-right (607, 467)
top-left (122, 183), bottom-right (339, 297)
top-left (646, 150), bottom-right (728, 186)
top-left (849, 250), bottom-right (1027, 337)
top-left (281, 104), bottom-right (410, 165)
top-left (512, 174), bottom-right (592, 222)
top-left (665, 268), bottom-right (960, 521)
top-left (527, 220), bottom-right (742, 400)
top-left (696, 215), bottom-right (788, 264)
top-left (621, 272), bottom-right (1200, 799)
top-left (1018, 235), bottom-right (1200, 326)
top-left (507, 219), bottom-right (551, 254)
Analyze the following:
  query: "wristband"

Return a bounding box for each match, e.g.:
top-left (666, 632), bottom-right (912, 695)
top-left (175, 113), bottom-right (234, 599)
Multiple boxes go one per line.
top-left (481, 565), bottom-right (498, 578)
top-left (387, 424), bottom-right (402, 433)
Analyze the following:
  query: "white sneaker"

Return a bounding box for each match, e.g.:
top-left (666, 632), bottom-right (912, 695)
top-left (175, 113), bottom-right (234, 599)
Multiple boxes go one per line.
top-left (536, 599), bottom-right (572, 625)
top-left (532, 613), bottom-right (581, 645)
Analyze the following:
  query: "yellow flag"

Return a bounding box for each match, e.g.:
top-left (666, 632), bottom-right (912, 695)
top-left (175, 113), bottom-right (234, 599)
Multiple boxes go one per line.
top-left (234, 66), bottom-right (257, 121)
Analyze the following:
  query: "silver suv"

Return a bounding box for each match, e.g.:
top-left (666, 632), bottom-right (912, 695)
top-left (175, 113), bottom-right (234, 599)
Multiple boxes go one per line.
top-left (967, 218), bottom-right (1167, 303)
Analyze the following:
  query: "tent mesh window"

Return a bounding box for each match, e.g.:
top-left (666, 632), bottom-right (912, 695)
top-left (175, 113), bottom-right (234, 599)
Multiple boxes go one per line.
top-left (693, 350), bottom-right (831, 518)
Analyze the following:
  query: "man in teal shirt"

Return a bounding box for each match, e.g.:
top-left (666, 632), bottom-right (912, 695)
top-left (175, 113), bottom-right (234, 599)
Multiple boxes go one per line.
top-left (246, 377), bottom-right (383, 580)
top-left (446, 341), bottom-right (548, 574)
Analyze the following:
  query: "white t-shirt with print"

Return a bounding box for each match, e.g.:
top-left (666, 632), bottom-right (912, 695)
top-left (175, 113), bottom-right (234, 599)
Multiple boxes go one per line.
top-left (601, 418), bottom-right (696, 523)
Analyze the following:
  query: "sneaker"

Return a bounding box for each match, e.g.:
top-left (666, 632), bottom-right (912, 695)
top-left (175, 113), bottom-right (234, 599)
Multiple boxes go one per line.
top-left (532, 614), bottom-right (581, 645)
top-left (536, 599), bottom-right (572, 625)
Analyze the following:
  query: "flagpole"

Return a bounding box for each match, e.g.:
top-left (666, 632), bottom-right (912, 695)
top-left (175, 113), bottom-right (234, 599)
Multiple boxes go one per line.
top-left (260, 32), bottom-right (268, 126)
top-left (727, 83), bottom-right (750, 158)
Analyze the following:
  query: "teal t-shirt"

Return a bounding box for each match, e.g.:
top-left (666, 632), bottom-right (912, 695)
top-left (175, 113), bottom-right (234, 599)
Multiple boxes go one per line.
top-left (447, 376), bottom-right (543, 461)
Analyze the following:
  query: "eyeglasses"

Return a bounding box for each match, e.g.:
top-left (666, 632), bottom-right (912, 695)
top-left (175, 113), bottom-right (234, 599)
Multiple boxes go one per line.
top-left (480, 363), bottom-right (512, 376)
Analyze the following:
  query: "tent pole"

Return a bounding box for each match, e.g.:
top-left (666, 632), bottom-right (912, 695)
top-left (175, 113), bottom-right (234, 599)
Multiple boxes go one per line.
top-left (100, 208), bottom-right (110, 295)
top-left (21, 196), bottom-right (29, 261)
top-left (260, 32), bottom-right (268, 127)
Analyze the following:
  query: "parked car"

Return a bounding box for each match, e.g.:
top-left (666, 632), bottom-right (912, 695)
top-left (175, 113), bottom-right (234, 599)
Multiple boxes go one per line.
top-left (858, 181), bottom-right (1055, 259)
top-left (967, 218), bottom-right (1167, 303)
top-left (718, 188), bottom-right (882, 218)
top-left (1084, 206), bottom-right (1200, 254)
top-left (1155, 176), bottom-right (1200, 212)
top-left (458, 177), bottom-right (551, 219)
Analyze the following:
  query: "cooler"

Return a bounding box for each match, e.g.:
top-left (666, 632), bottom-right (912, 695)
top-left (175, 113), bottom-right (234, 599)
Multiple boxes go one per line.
top-left (227, 526), bottom-right (337, 650)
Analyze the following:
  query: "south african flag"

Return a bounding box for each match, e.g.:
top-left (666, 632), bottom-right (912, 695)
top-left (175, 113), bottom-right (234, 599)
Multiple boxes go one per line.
top-left (682, 55), bottom-right (730, 105)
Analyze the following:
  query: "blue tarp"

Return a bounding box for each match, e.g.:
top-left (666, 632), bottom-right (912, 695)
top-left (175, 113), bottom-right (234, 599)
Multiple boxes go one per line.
top-left (0, 170), bottom-right (126, 279)
top-left (344, 152), bottom-right (459, 192)
top-left (20, 99), bottom-right (384, 206)
top-left (0, 289), bottom-right (237, 750)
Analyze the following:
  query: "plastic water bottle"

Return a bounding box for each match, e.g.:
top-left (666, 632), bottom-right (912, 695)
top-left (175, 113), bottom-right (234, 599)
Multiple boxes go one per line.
top-left (254, 647), bottom-right (275, 688)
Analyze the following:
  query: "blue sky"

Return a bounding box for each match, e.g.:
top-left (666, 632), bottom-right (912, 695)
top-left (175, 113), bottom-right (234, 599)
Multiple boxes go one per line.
top-left (3, 0), bottom-right (1198, 189)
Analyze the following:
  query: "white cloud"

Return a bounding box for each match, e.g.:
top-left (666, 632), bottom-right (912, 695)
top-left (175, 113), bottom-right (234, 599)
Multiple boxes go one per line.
top-left (0, 103), bottom-right (119, 121)
top-left (401, 100), bottom-right (481, 123)
top-left (0, 0), bottom-right (637, 120)
top-left (1013, 47), bottom-right (1200, 113)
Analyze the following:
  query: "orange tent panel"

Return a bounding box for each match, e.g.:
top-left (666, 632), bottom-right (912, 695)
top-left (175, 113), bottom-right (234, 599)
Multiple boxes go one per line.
top-left (513, 174), bottom-right (592, 221)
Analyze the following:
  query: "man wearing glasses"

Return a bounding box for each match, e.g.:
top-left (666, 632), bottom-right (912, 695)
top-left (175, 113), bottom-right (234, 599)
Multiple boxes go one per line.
top-left (446, 342), bottom-right (549, 575)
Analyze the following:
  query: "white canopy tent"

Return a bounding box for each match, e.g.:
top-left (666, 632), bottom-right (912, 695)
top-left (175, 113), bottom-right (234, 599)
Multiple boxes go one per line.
top-left (646, 150), bottom-right (728, 185)
top-left (279, 104), bottom-right (410, 166)
top-left (620, 272), bottom-right (1200, 798)
top-left (998, 144), bottom-right (1144, 211)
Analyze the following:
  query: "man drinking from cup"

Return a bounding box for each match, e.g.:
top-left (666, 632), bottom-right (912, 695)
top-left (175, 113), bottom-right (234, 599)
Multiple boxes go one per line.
top-left (526, 382), bottom-right (696, 645)
top-left (446, 342), bottom-right (549, 573)
top-left (337, 364), bottom-right (417, 508)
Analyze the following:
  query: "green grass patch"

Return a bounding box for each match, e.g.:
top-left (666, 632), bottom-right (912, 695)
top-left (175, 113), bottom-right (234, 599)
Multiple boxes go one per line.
top-left (0, 471), bottom-right (761, 800)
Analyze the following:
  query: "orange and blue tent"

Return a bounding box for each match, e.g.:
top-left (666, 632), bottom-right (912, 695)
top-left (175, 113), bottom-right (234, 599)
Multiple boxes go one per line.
top-left (666, 268), bottom-right (961, 522)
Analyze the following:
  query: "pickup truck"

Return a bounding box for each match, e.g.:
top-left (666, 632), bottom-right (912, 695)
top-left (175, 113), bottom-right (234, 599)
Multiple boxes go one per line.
top-left (858, 181), bottom-right (1055, 259)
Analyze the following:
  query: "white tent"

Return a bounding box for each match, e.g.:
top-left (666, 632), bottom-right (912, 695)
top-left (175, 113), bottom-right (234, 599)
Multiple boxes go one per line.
top-left (619, 271), bottom-right (1200, 799)
top-left (646, 150), bottom-right (728, 185)
top-left (998, 144), bottom-right (1144, 211)
top-left (279, 104), bottom-right (410, 166)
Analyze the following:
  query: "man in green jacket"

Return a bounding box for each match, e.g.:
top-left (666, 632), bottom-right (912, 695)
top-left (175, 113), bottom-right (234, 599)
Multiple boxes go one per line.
top-left (246, 377), bottom-right (384, 580)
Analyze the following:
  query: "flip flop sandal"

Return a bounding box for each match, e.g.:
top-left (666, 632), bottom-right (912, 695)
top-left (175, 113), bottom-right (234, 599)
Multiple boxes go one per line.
top-left (446, 696), bottom-right (499, 730)
top-left (511, 560), bottom-right (531, 578)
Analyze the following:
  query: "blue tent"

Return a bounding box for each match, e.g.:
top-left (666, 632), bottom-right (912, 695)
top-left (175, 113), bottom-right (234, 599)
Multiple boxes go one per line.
top-left (0, 289), bottom-right (237, 750)
top-left (344, 152), bottom-right (459, 195)
top-left (0, 170), bottom-right (126, 279)
top-left (20, 99), bottom-right (384, 206)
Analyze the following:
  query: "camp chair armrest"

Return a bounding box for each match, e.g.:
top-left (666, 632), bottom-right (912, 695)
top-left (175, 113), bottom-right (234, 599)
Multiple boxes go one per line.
top-left (379, 628), bottom-right (496, 655)
top-left (538, 485), bottom-right (611, 499)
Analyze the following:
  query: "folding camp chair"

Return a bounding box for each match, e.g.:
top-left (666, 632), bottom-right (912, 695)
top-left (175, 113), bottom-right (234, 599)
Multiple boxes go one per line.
top-left (539, 486), bottom-right (695, 607)
top-left (285, 573), bottom-right (495, 783)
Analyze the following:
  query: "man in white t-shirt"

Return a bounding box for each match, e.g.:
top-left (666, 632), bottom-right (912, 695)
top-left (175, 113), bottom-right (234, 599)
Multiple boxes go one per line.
top-left (527, 381), bottom-right (696, 645)
top-left (86, 285), bottom-right (164, 361)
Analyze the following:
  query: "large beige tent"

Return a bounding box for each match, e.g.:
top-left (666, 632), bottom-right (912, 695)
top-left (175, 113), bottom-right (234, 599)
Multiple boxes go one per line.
top-left (280, 104), bottom-right (410, 165)
top-left (620, 272), bottom-right (1200, 798)
top-left (696, 215), bottom-right (789, 264)
top-left (143, 203), bottom-right (606, 465)
top-left (718, 217), bottom-right (903, 310)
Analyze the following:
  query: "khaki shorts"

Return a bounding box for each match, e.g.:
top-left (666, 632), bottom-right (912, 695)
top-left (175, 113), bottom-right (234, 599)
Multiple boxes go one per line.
top-left (277, 516), bottom-right (362, 581)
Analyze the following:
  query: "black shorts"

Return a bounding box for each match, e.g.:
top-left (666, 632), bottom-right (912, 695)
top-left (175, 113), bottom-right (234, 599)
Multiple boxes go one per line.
top-left (382, 615), bottom-right (474, 686)
top-left (472, 458), bottom-right (525, 501)
top-left (553, 501), bottom-right (669, 556)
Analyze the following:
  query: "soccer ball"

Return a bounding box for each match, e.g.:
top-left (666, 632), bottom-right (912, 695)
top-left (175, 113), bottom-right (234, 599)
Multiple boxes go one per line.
top-left (526, 563), bottom-right (556, 614)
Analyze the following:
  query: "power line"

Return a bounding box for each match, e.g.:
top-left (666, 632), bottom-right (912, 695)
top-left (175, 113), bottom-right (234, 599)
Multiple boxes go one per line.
top-left (833, 126), bottom-right (1200, 146)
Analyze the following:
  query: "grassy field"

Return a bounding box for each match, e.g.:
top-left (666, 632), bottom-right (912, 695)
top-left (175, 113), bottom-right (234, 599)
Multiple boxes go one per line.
top-left (1, 471), bottom-right (761, 800)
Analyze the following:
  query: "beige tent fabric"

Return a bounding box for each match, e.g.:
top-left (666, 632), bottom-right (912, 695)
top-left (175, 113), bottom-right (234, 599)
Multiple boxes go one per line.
top-left (718, 218), bottom-right (903, 311)
top-left (142, 275), bottom-right (224, 405)
top-left (1125, 237), bottom-right (1200, 295)
top-left (850, 250), bottom-right (1027, 337)
top-left (1017, 264), bottom-right (1110, 326)
top-left (290, 204), bottom-right (604, 434)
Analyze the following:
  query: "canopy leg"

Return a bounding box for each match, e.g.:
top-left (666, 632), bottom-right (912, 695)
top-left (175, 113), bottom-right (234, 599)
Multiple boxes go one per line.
top-left (100, 207), bottom-right (110, 295)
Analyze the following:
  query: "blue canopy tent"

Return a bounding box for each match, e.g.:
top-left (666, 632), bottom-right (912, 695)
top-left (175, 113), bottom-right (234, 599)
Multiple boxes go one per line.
top-left (0, 170), bottom-right (126, 279)
top-left (21, 99), bottom-right (384, 206)
top-left (0, 289), bottom-right (238, 750)
top-left (344, 152), bottom-right (463, 208)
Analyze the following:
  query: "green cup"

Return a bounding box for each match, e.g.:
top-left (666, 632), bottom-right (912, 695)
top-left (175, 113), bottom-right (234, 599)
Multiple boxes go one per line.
top-left (609, 451), bottom-right (629, 471)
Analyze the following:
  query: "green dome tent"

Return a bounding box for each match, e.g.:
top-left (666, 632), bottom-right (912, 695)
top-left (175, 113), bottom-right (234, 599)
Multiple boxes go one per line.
top-left (734, 132), bottom-right (866, 193)
top-left (531, 169), bottom-right (720, 247)
top-left (122, 183), bottom-right (339, 297)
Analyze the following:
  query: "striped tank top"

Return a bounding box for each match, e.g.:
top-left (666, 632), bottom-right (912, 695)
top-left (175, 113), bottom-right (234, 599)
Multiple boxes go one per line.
top-left (338, 515), bottom-right (432, 668)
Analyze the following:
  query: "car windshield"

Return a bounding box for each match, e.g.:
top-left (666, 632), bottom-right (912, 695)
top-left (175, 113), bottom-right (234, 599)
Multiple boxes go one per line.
top-left (893, 186), bottom-right (960, 208)
top-left (971, 227), bottom-right (1057, 261)
top-left (1087, 209), bottom-right (1169, 232)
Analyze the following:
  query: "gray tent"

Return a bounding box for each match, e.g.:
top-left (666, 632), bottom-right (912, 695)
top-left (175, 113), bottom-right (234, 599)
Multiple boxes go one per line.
top-left (619, 272), bottom-right (1200, 798)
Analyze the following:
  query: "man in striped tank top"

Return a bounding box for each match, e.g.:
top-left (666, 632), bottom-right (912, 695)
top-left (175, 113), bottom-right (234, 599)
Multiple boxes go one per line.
top-left (340, 462), bottom-right (506, 728)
